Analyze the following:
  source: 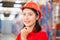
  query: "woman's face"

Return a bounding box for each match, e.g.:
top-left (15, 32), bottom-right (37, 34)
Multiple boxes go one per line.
top-left (22, 8), bottom-right (38, 27)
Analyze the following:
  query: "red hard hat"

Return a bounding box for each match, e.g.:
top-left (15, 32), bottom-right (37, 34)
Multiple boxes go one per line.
top-left (21, 2), bottom-right (42, 18)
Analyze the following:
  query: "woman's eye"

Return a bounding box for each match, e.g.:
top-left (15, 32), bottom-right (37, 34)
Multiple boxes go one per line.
top-left (23, 13), bottom-right (33, 16)
top-left (29, 13), bottom-right (32, 16)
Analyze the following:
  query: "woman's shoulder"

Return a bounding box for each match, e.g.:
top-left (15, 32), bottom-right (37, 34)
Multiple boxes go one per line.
top-left (37, 30), bottom-right (48, 37)
top-left (39, 30), bottom-right (47, 33)
top-left (37, 30), bottom-right (48, 40)
top-left (38, 30), bottom-right (48, 36)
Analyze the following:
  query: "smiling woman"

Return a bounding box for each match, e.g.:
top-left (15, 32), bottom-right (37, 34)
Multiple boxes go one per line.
top-left (16, 1), bottom-right (48, 40)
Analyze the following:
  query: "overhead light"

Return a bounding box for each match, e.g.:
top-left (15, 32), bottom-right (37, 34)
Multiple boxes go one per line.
top-left (38, 0), bottom-right (49, 5)
top-left (0, 0), bottom-right (2, 2)
top-left (1, 14), bottom-right (4, 20)
top-left (0, 7), bottom-right (3, 10)
top-left (0, 3), bottom-right (3, 7)
top-left (15, 0), bottom-right (21, 3)
top-left (9, 14), bottom-right (15, 20)
top-left (56, 5), bottom-right (59, 16)
top-left (14, 4), bottom-right (22, 8)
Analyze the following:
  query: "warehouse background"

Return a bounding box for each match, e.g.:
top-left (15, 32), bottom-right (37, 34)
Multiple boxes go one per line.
top-left (0, 0), bottom-right (60, 40)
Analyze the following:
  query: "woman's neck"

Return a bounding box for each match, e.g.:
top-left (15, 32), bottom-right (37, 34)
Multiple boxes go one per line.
top-left (25, 23), bottom-right (36, 32)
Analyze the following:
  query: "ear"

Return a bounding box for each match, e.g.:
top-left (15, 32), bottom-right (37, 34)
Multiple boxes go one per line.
top-left (36, 15), bottom-right (39, 20)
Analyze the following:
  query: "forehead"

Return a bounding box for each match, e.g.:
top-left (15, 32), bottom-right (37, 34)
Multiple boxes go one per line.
top-left (22, 8), bottom-right (35, 13)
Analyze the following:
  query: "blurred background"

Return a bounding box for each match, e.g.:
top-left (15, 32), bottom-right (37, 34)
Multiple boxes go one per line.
top-left (0, 0), bottom-right (60, 40)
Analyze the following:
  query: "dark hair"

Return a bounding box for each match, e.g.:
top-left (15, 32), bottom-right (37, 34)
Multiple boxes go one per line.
top-left (23, 8), bottom-right (41, 32)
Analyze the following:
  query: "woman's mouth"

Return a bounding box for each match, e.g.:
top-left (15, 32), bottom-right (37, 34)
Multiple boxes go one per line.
top-left (24, 21), bottom-right (30, 24)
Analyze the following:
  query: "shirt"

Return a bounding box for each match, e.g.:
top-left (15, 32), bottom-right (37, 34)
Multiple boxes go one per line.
top-left (16, 30), bottom-right (48, 40)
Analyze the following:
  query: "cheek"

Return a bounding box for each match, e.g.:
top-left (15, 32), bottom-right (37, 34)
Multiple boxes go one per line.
top-left (30, 16), bottom-right (36, 23)
top-left (22, 18), bottom-right (25, 23)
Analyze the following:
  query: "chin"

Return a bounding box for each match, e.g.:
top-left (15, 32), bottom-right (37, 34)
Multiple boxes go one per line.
top-left (24, 24), bottom-right (31, 27)
top-left (25, 25), bottom-right (30, 27)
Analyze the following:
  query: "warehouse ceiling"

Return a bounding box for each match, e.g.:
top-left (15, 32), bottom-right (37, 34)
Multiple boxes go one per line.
top-left (2, 0), bottom-right (28, 2)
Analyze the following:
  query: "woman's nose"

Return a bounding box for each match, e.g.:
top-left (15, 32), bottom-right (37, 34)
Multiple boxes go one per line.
top-left (24, 15), bottom-right (29, 20)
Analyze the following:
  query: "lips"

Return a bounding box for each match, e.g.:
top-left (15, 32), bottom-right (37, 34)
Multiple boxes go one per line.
top-left (24, 21), bottom-right (30, 24)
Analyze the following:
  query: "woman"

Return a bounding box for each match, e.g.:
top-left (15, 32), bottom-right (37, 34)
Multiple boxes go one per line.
top-left (16, 1), bottom-right (48, 40)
